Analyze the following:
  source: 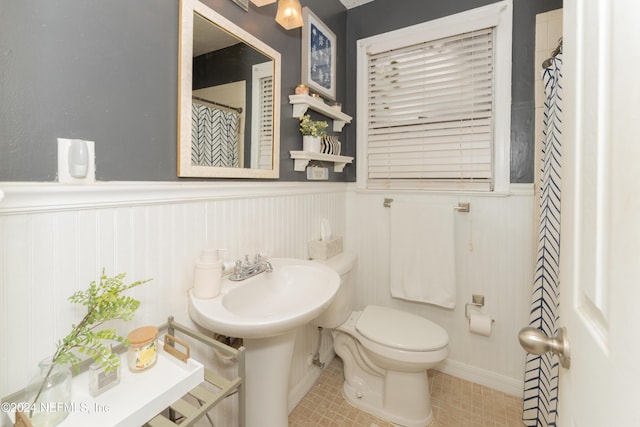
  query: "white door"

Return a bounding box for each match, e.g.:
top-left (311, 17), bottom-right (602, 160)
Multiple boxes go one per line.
top-left (558, 0), bottom-right (640, 425)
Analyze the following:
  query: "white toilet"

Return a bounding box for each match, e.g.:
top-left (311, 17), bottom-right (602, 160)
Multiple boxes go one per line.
top-left (313, 252), bottom-right (448, 427)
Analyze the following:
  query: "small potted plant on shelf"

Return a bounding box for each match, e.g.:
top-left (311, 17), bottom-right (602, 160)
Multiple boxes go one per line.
top-left (22, 270), bottom-right (151, 427)
top-left (299, 114), bottom-right (328, 153)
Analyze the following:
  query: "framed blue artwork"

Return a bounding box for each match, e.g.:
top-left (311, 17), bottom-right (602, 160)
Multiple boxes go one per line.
top-left (301, 7), bottom-right (337, 101)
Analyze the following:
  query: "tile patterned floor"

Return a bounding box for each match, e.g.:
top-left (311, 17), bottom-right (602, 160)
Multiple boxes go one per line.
top-left (289, 357), bottom-right (524, 427)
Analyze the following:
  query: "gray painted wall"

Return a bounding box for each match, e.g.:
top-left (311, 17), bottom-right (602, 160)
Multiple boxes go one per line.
top-left (0, 0), bottom-right (560, 183)
top-left (0, 0), bottom-right (346, 181)
top-left (1, 0), bottom-right (180, 181)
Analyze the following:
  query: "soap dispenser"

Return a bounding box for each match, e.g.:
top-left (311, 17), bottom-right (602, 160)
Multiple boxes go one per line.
top-left (193, 248), bottom-right (223, 299)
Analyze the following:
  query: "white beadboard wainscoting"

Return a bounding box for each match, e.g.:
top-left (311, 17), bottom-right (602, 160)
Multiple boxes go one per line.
top-left (0, 181), bottom-right (534, 426)
top-left (346, 185), bottom-right (535, 396)
top-left (0, 182), bottom-right (347, 426)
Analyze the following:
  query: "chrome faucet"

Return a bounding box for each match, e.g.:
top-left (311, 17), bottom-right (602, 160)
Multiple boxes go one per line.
top-left (229, 254), bottom-right (273, 281)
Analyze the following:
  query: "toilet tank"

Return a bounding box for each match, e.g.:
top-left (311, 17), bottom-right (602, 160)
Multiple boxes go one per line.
top-left (311, 251), bottom-right (357, 328)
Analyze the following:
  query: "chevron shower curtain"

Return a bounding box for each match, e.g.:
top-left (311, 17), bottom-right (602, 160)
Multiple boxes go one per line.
top-left (191, 103), bottom-right (240, 168)
top-left (522, 51), bottom-right (563, 427)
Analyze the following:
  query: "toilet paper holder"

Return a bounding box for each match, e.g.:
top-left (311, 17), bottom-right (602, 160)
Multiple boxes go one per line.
top-left (465, 294), bottom-right (495, 323)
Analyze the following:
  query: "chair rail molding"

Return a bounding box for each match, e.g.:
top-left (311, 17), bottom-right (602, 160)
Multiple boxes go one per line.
top-left (0, 182), bottom-right (350, 214)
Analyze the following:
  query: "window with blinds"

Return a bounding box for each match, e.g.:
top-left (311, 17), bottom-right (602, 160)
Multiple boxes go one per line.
top-left (251, 61), bottom-right (275, 170)
top-left (257, 74), bottom-right (273, 169)
top-left (366, 27), bottom-right (495, 191)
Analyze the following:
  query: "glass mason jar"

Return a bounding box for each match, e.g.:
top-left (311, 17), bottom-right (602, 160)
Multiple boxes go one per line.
top-left (127, 326), bottom-right (158, 372)
top-left (24, 358), bottom-right (72, 427)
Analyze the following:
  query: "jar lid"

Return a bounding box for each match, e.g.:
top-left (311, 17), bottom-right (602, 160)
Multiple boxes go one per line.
top-left (127, 326), bottom-right (158, 344)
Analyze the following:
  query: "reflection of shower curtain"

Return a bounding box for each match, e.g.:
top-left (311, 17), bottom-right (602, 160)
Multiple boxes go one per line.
top-left (523, 52), bottom-right (563, 427)
top-left (192, 103), bottom-right (240, 167)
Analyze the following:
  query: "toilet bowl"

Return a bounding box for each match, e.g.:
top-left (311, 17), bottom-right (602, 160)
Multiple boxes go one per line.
top-left (312, 252), bottom-right (449, 427)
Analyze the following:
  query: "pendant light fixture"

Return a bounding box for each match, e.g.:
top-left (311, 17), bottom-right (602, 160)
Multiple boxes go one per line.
top-left (275, 0), bottom-right (303, 30)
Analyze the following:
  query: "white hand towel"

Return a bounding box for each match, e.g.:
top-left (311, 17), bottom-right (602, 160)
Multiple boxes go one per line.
top-left (390, 202), bottom-right (456, 309)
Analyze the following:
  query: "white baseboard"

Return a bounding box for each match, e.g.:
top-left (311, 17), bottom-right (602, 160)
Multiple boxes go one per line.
top-left (288, 367), bottom-right (323, 413)
top-left (288, 352), bottom-right (336, 412)
top-left (436, 358), bottom-right (524, 397)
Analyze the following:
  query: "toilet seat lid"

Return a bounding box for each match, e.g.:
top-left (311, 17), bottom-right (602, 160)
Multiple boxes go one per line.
top-left (356, 305), bottom-right (448, 351)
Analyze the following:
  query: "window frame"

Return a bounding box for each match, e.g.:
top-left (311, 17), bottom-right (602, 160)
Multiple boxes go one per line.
top-left (251, 61), bottom-right (275, 170)
top-left (356, 0), bottom-right (512, 193)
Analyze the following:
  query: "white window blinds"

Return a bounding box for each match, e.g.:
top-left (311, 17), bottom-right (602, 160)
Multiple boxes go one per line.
top-left (257, 75), bottom-right (273, 169)
top-left (366, 27), bottom-right (495, 190)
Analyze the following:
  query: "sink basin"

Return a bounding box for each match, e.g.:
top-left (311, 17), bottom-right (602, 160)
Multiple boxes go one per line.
top-left (188, 258), bottom-right (340, 339)
top-left (189, 258), bottom-right (341, 426)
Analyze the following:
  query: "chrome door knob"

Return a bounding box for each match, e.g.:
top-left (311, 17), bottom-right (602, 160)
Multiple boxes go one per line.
top-left (518, 326), bottom-right (571, 369)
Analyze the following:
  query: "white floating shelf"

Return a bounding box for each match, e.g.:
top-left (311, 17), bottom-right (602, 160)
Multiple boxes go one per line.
top-left (67, 349), bottom-right (203, 427)
top-left (290, 150), bottom-right (354, 173)
top-left (289, 94), bottom-right (352, 132)
top-left (4, 346), bottom-right (204, 427)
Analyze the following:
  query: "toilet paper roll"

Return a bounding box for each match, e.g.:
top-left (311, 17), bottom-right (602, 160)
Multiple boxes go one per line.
top-left (469, 311), bottom-right (493, 337)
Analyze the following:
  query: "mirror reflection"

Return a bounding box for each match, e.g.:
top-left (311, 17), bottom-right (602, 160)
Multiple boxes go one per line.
top-left (178, 0), bottom-right (281, 178)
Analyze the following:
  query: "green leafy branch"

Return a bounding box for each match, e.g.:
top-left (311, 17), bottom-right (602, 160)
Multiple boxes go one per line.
top-left (30, 269), bottom-right (151, 415)
top-left (54, 271), bottom-right (150, 371)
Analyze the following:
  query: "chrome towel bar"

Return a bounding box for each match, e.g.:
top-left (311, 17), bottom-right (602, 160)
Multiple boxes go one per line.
top-left (383, 199), bottom-right (470, 213)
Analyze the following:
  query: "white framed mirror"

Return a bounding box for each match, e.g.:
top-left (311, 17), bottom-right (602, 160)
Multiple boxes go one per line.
top-left (178, 0), bottom-right (281, 178)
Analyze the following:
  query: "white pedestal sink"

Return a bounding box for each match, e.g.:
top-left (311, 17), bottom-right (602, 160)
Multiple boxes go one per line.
top-left (188, 258), bottom-right (340, 427)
